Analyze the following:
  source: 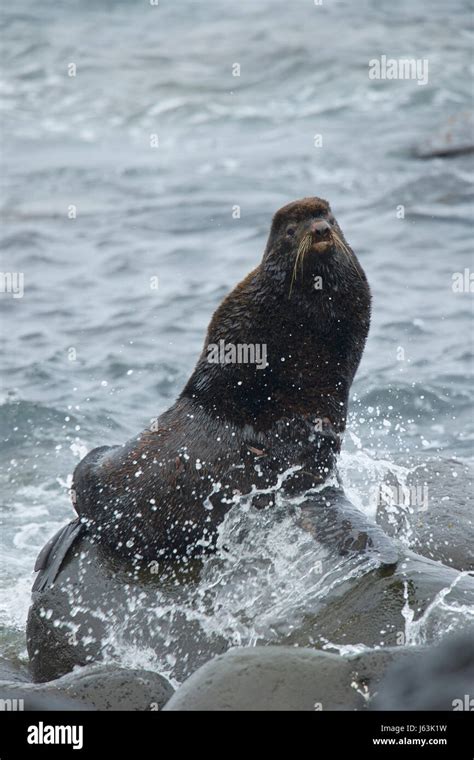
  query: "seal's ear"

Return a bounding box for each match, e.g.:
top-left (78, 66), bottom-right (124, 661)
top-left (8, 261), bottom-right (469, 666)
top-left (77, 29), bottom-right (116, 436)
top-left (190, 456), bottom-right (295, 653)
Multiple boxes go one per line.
top-left (265, 209), bottom-right (297, 256)
top-left (267, 213), bottom-right (283, 241)
top-left (263, 218), bottom-right (282, 258)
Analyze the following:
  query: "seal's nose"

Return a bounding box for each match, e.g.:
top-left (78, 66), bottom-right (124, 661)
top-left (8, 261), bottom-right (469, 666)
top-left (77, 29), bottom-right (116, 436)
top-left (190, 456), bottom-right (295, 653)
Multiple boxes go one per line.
top-left (310, 219), bottom-right (331, 238)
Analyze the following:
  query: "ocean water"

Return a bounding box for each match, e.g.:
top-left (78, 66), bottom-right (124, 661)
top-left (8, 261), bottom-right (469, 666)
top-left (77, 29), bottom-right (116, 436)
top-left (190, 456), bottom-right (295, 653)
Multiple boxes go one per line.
top-left (1, 0), bottom-right (473, 675)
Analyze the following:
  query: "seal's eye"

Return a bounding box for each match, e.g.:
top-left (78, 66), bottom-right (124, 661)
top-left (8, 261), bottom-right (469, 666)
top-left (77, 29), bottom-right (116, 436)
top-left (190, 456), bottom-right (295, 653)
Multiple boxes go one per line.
top-left (286, 226), bottom-right (296, 238)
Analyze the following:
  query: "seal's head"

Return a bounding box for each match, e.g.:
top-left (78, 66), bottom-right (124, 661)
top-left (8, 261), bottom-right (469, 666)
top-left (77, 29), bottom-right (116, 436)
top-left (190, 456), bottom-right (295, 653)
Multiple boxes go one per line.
top-left (184, 196), bottom-right (370, 431)
top-left (263, 197), bottom-right (361, 295)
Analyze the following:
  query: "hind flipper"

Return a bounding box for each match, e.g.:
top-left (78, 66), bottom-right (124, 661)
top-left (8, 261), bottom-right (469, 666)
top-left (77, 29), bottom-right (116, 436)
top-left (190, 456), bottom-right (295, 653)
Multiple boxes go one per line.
top-left (32, 518), bottom-right (85, 593)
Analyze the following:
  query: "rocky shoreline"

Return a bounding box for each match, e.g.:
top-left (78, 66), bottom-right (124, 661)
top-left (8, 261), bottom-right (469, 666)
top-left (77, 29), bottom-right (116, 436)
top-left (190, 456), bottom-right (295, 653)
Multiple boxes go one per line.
top-left (2, 635), bottom-right (473, 711)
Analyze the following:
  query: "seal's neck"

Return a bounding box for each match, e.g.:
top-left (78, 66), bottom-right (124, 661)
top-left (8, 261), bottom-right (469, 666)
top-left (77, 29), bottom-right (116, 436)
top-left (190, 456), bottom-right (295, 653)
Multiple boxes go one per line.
top-left (181, 263), bottom-right (370, 434)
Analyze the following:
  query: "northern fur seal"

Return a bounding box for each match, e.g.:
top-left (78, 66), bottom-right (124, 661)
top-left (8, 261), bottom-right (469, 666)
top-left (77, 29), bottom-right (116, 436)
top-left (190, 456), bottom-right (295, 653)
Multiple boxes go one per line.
top-left (37, 197), bottom-right (372, 575)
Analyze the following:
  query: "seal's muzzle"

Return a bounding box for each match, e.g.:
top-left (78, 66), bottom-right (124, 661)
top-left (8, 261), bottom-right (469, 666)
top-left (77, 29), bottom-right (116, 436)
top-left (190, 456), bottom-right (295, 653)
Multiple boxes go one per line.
top-left (310, 219), bottom-right (331, 240)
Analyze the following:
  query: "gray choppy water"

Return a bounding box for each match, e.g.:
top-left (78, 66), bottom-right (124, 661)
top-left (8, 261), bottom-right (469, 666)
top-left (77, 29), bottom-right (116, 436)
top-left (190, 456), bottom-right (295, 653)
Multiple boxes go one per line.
top-left (1, 0), bottom-right (473, 672)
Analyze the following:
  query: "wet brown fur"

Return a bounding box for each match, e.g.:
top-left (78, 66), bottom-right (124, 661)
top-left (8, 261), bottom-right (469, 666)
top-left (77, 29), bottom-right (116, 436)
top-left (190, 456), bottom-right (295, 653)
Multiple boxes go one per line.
top-left (72, 197), bottom-right (371, 562)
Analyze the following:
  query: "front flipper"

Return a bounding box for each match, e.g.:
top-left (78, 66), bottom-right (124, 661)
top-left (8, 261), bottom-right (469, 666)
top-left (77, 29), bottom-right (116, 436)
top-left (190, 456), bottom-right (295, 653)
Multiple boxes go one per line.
top-left (298, 488), bottom-right (399, 569)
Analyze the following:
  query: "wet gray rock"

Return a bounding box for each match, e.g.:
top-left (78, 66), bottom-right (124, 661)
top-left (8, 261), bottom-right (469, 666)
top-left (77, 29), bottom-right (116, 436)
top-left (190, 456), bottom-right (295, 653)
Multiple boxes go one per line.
top-left (163, 646), bottom-right (418, 711)
top-left (283, 551), bottom-right (474, 650)
top-left (376, 459), bottom-right (474, 571)
top-left (372, 633), bottom-right (474, 711)
top-left (414, 112), bottom-right (474, 158)
top-left (0, 655), bottom-right (30, 684)
top-left (26, 530), bottom-right (474, 684)
top-left (0, 687), bottom-right (93, 711)
top-left (26, 469), bottom-right (474, 688)
top-left (26, 535), bottom-right (228, 683)
top-left (0, 664), bottom-right (173, 711)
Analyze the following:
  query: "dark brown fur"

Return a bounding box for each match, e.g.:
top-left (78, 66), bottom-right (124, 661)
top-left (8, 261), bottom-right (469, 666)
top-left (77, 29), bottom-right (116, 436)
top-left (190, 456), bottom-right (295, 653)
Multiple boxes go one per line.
top-left (72, 197), bottom-right (371, 561)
